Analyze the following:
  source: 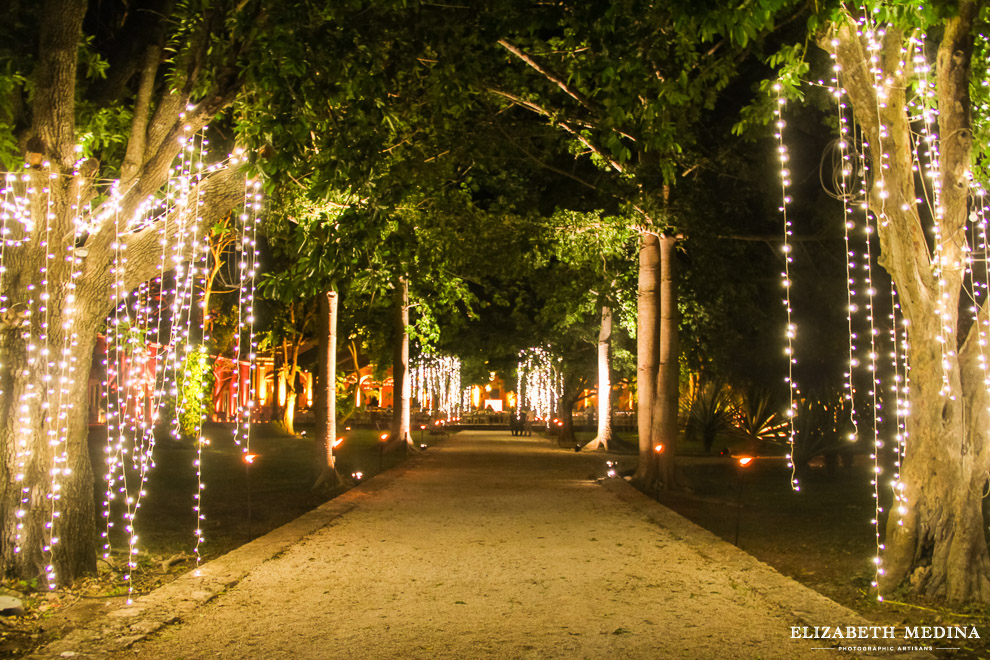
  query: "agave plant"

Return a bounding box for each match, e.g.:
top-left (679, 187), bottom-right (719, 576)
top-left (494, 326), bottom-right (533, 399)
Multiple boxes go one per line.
top-left (735, 386), bottom-right (787, 454)
top-left (683, 379), bottom-right (739, 453)
top-left (789, 388), bottom-right (856, 477)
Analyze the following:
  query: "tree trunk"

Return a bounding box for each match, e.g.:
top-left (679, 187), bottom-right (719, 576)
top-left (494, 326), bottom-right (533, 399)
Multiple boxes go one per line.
top-left (390, 276), bottom-right (412, 446)
top-left (583, 305), bottom-right (613, 452)
top-left (633, 234), bottom-right (660, 484)
top-left (0, 309), bottom-right (99, 585)
top-left (652, 234), bottom-right (680, 490)
top-left (313, 291), bottom-right (338, 489)
top-left (282, 381), bottom-right (297, 436)
top-left (556, 372), bottom-right (581, 449)
top-left (827, 4), bottom-right (990, 602)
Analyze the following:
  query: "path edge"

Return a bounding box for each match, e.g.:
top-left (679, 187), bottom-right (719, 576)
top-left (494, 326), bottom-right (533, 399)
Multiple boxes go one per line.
top-left (600, 476), bottom-right (935, 660)
top-left (27, 457), bottom-right (420, 660)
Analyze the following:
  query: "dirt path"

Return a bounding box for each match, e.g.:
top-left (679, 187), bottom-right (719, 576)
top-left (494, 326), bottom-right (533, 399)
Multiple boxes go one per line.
top-left (43, 431), bottom-right (918, 659)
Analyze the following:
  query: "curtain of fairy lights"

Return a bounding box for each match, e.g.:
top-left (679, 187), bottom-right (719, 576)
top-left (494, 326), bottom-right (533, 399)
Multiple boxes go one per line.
top-left (516, 347), bottom-right (562, 420)
top-left (410, 353), bottom-right (462, 417)
top-left (810, 13), bottom-right (990, 602)
top-left (0, 128), bottom-right (262, 594)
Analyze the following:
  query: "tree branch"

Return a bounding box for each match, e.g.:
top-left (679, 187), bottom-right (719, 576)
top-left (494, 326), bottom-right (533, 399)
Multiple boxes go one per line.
top-left (487, 88), bottom-right (624, 174)
top-left (30, 0), bottom-right (88, 169)
top-left (121, 42), bottom-right (164, 183)
top-left (492, 120), bottom-right (598, 191)
top-left (497, 39), bottom-right (598, 115)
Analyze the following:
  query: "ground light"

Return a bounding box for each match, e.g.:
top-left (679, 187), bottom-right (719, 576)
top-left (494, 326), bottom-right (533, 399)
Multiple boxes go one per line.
top-left (419, 424), bottom-right (426, 446)
top-left (654, 444), bottom-right (664, 500)
top-left (605, 461), bottom-right (618, 478)
top-left (243, 453), bottom-right (258, 523)
top-left (734, 456), bottom-right (755, 546)
top-left (379, 433), bottom-right (388, 472)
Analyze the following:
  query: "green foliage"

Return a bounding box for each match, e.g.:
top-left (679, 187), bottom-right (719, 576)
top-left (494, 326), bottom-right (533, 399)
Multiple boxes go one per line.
top-left (176, 346), bottom-right (215, 440)
top-left (788, 389), bottom-right (855, 469)
top-left (683, 380), bottom-right (739, 453)
top-left (735, 385), bottom-right (787, 451)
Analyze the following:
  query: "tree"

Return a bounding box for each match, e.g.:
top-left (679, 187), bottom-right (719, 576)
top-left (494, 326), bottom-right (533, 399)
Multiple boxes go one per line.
top-left (582, 304), bottom-right (614, 451)
top-left (0, 0), bottom-right (253, 584)
top-left (0, 0), bottom-right (436, 585)
top-left (813, 0), bottom-right (990, 602)
top-left (256, 298), bottom-right (315, 436)
top-left (486, 0), bottom-right (803, 486)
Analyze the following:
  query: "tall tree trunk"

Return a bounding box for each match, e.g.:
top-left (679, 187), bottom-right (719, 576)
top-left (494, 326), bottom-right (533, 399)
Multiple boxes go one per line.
top-left (828, 4), bottom-right (990, 602)
top-left (556, 372), bottom-right (581, 448)
top-left (390, 276), bottom-right (412, 446)
top-left (313, 291), bottom-right (338, 488)
top-left (633, 234), bottom-right (660, 484)
top-left (652, 234), bottom-right (680, 490)
top-left (282, 386), bottom-right (297, 436)
top-left (583, 305), bottom-right (613, 452)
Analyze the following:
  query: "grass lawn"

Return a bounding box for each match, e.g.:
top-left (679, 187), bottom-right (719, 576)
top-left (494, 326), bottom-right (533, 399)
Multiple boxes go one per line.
top-left (92, 422), bottom-right (410, 561)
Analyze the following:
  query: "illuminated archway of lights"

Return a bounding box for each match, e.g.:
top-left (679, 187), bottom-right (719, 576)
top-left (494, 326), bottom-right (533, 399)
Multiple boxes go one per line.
top-left (410, 353), bottom-right (462, 417)
top-left (516, 347), bottom-right (562, 421)
top-left (0, 124), bottom-right (261, 596)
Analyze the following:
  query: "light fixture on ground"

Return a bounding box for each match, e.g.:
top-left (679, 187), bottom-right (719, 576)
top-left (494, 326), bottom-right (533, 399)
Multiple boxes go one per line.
top-left (654, 444), bottom-right (664, 498)
top-left (734, 456), bottom-right (755, 546)
top-left (379, 432), bottom-right (388, 471)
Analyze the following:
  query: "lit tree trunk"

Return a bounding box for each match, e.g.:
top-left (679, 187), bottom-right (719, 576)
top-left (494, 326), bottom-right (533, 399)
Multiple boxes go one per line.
top-left (829, 2), bottom-right (990, 602)
top-left (313, 290), bottom-right (339, 488)
top-left (583, 305), bottom-right (613, 452)
top-left (633, 233), bottom-right (660, 484)
top-left (348, 340), bottom-right (363, 409)
top-left (652, 234), bottom-right (680, 489)
top-left (390, 276), bottom-right (412, 446)
top-left (279, 338), bottom-right (298, 436)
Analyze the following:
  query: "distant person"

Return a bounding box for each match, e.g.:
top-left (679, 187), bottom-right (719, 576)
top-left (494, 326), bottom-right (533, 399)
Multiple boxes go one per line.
top-left (524, 408), bottom-right (534, 436)
top-left (508, 408), bottom-right (518, 436)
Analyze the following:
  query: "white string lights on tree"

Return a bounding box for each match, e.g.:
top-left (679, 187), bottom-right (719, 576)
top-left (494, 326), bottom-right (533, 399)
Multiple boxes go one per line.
top-left (773, 82), bottom-right (800, 491)
top-left (232, 173), bottom-right (262, 456)
top-left (827, 47), bottom-right (861, 450)
top-left (516, 347), bottom-right (562, 420)
top-left (1, 112), bottom-right (261, 594)
top-left (410, 353), bottom-right (462, 417)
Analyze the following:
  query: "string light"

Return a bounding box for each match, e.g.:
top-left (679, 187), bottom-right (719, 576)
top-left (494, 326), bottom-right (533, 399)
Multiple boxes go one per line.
top-left (516, 347), bottom-right (562, 421)
top-left (773, 82), bottom-right (800, 491)
top-left (410, 354), bottom-right (462, 417)
top-left (829, 43), bottom-right (861, 452)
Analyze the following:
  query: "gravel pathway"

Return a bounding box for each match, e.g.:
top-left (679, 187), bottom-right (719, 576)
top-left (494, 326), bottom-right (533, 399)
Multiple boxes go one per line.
top-left (50, 431), bottom-right (915, 659)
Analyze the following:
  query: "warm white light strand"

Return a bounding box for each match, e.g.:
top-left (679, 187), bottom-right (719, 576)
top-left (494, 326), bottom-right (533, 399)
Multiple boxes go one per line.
top-left (773, 82), bottom-right (800, 491)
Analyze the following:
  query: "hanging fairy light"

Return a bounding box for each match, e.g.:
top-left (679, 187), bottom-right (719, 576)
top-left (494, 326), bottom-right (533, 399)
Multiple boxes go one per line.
top-left (409, 353), bottom-right (462, 417)
top-left (773, 82), bottom-right (800, 491)
top-left (828, 45), bottom-right (861, 449)
top-left (516, 347), bottom-right (562, 420)
top-left (232, 173), bottom-right (263, 457)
